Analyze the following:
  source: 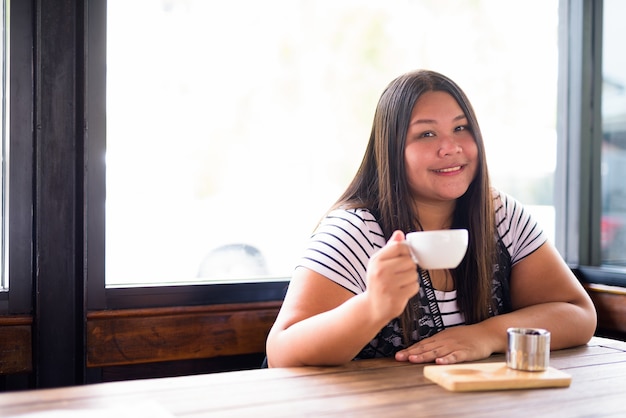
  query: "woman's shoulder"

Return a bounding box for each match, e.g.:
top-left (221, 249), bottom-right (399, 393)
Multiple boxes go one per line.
top-left (300, 207), bottom-right (385, 294)
top-left (322, 208), bottom-right (385, 245)
top-left (326, 207), bottom-right (379, 224)
top-left (492, 189), bottom-right (524, 224)
top-left (491, 188), bottom-right (547, 263)
top-left (492, 188), bottom-right (515, 208)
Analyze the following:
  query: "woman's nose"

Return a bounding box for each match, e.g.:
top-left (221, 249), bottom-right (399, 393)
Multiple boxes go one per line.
top-left (438, 135), bottom-right (462, 157)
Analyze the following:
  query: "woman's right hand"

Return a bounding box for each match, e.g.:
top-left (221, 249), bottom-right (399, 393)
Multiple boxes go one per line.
top-left (363, 230), bottom-right (420, 322)
top-left (267, 230), bottom-right (419, 367)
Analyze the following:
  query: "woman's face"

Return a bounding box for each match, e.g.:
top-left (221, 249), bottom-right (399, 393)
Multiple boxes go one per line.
top-left (404, 90), bottom-right (478, 204)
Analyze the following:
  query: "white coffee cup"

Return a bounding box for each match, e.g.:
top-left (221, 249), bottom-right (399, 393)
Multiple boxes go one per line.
top-left (405, 229), bottom-right (468, 270)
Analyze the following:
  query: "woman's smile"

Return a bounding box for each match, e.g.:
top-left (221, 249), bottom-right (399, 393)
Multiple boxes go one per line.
top-left (432, 164), bottom-right (465, 174)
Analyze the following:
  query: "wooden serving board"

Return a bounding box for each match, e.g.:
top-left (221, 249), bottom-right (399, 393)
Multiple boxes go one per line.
top-left (423, 362), bottom-right (572, 392)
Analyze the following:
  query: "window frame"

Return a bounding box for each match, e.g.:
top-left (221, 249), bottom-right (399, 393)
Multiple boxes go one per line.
top-left (557, 0), bottom-right (603, 267)
top-left (558, 0), bottom-right (626, 286)
top-left (84, 0), bottom-right (626, 311)
top-left (0, 0), bottom-right (33, 316)
top-left (84, 0), bottom-right (287, 311)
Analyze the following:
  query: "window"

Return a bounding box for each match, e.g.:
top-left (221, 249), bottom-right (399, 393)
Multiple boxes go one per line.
top-left (601, 0), bottom-right (626, 266)
top-left (560, 0), bottom-right (626, 288)
top-left (105, 0), bottom-right (559, 287)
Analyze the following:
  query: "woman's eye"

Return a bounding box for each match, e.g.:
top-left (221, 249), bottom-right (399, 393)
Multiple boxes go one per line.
top-left (420, 131), bottom-right (435, 138)
top-left (455, 125), bottom-right (466, 132)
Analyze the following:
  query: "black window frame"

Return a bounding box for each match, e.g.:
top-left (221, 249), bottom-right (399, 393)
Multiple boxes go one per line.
top-left (89, 0), bottom-right (626, 308)
top-left (83, 0), bottom-right (287, 311)
top-left (558, 0), bottom-right (626, 286)
top-left (1, 0), bottom-right (34, 316)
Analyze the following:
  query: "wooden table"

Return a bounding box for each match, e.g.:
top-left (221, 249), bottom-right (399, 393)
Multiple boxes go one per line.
top-left (1, 336), bottom-right (625, 417)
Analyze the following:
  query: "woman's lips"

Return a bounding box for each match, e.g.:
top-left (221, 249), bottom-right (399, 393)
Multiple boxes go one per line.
top-left (433, 165), bottom-right (463, 174)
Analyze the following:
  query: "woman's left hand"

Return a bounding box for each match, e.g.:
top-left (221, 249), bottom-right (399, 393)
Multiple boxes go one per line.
top-left (394, 324), bottom-right (497, 365)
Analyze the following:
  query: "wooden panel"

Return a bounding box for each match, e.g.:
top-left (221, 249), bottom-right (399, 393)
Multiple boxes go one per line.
top-left (86, 302), bottom-right (281, 367)
top-left (0, 316), bottom-right (33, 374)
top-left (585, 283), bottom-right (626, 335)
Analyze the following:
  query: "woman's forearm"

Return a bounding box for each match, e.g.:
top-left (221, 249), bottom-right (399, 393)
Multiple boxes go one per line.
top-left (481, 300), bottom-right (597, 353)
top-left (266, 293), bottom-right (392, 367)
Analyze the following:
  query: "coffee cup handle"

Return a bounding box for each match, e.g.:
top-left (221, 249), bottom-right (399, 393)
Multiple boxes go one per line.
top-left (403, 241), bottom-right (420, 265)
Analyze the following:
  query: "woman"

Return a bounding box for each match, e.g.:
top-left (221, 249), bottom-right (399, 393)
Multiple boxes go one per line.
top-left (265, 70), bottom-right (596, 367)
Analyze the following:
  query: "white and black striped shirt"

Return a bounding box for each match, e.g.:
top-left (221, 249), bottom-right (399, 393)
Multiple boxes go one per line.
top-left (298, 190), bottom-right (547, 325)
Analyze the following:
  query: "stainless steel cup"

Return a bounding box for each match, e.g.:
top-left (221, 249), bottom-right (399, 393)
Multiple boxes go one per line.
top-left (506, 327), bottom-right (550, 371)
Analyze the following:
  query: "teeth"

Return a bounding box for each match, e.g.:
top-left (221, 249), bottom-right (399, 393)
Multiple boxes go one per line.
top-left (436, 166), bottom-right (461, 173)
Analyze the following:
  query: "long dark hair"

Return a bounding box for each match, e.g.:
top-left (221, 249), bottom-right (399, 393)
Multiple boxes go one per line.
top-left (333, 69), bottom-right (496, 338)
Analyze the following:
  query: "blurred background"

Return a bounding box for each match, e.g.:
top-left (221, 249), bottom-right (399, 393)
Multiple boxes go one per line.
top-left (106, 0), bottom-right (560, 285)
